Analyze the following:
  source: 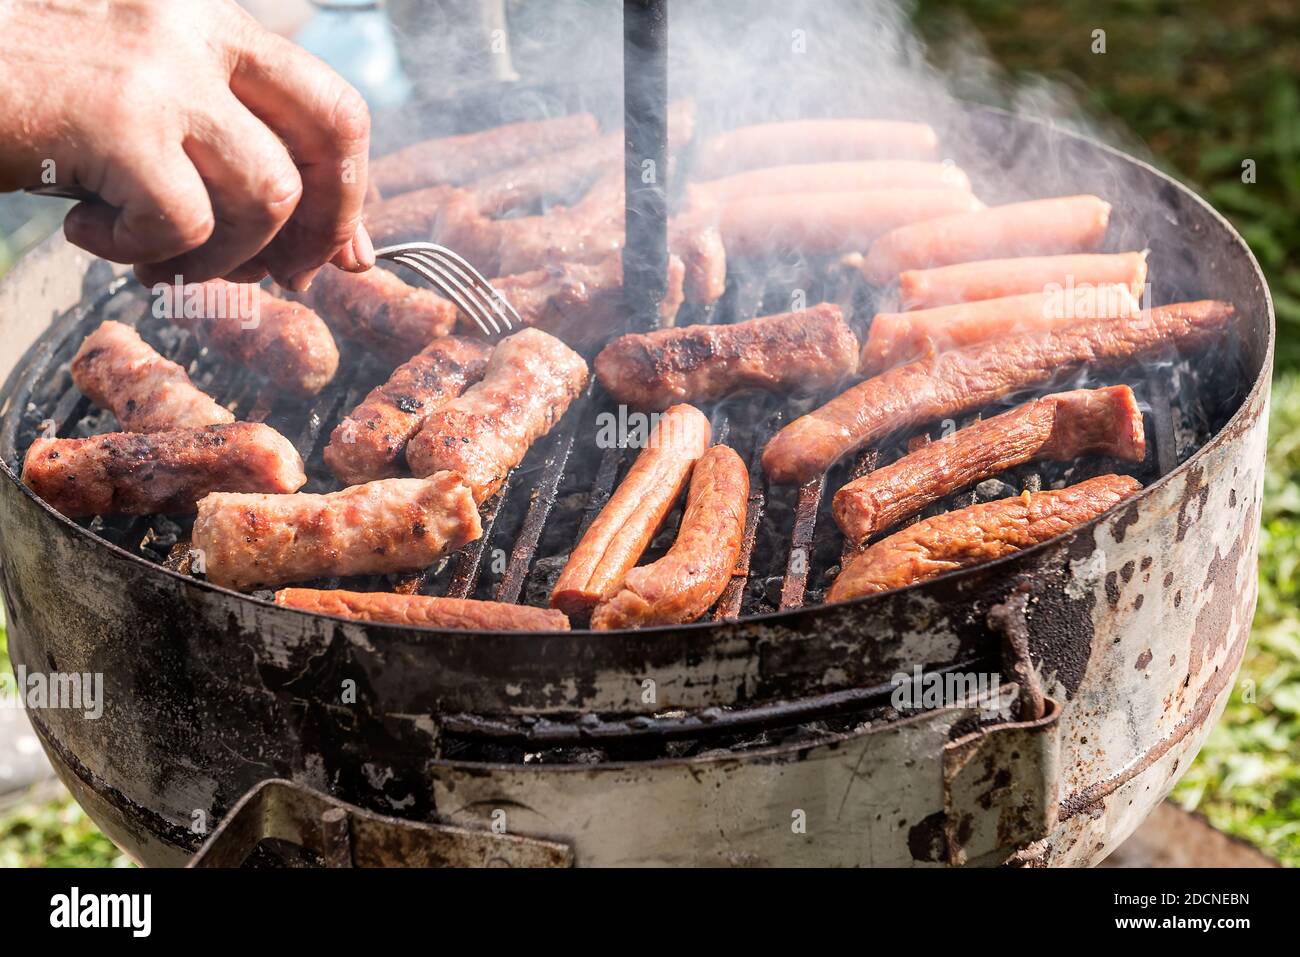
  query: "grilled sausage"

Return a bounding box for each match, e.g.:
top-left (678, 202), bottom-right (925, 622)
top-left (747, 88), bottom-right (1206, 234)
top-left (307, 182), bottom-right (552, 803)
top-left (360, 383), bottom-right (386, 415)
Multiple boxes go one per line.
top-left (860, 283), bottom-right (1141, 375)
top-left (324, 336), bottom-right (494, 486)
top-left (275, 588), bottom-right (571, 631)
top-left (827, 475), bottom-right (1142, 600)
top-left (405, 329), bottom-right (589, 502)
top-left (22, 423), bottom-right (306, 518)
top-left (165, 280), bottom-right (339, 395)
top-left (590, 445), bottom-right (748, 630)
top-left (687, 160), bottom-right (971, 208)
top-left (693, 120), bottom-right (940, 179)
top-left (551, 404), bottom-right (712, 619)
top-left (369, 112), bottom-right (600, 198)
top-left (895, 251), bottom-right (1150, 310)
top-left (483, 251), bottom-right (686, 350)
top-left (860, 195), bottom-right (1113, 284)
top-left (831, 386), bottom-right (1146, 544)
top-left (595, 303), bottom-right (859, 410)
top-left (761, 300), bottom-right (1234, 485)
top-left (71, 321), bottom-right (233, 432)
top-left (308, 264), bottom-right (461, 363)
top-left (193, 473), bottom-right (482, 591)
top-left (711, 188), bottom-right (983, 260)
top-left (467, 100), bottom-right (695, 215)
top-left (366, 181), bottom-right (725, 305)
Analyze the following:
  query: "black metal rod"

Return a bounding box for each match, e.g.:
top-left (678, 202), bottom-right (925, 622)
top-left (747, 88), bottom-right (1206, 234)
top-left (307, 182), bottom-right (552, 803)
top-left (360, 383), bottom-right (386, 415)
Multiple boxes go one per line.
top-left (622, 0), bottom-right (669, 332)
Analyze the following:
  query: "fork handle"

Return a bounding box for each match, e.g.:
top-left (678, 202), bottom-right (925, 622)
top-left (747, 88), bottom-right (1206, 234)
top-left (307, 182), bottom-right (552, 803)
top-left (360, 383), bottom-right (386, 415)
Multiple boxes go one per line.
top-left (25, 184), bottom-right (102, 203)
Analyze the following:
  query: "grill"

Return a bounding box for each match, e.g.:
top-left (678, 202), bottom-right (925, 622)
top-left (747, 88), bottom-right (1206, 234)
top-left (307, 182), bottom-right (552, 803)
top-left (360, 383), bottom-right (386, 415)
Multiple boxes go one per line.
top-left (0, 3), bottom-right (1274, 867)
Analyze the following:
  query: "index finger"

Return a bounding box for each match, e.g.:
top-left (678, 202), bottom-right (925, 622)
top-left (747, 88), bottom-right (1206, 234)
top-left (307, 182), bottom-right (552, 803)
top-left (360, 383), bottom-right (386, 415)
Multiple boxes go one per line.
top-left (227, 27), bottom-right (371, 291)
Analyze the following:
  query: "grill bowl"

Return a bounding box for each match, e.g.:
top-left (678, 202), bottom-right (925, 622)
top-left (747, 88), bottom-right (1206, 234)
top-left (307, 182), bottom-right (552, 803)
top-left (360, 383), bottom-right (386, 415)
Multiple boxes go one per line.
top-left (0, 106), bottom-right (1273, 866)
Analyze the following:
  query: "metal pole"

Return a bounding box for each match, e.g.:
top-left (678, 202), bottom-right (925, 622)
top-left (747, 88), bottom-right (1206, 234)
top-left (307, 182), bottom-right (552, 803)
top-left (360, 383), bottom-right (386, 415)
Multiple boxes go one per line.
top-left (622, 0), bottom-right (669, 331)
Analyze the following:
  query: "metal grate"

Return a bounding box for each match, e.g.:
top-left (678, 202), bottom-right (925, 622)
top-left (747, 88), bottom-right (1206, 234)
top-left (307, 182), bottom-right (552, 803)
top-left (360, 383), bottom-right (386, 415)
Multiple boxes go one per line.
top-left (6, 256), bottom-right (1239, 627)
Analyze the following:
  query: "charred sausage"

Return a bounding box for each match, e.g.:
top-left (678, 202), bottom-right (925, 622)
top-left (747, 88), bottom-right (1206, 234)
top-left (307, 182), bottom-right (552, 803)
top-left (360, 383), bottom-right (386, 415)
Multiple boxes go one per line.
top-left (828, 475), bottom-right (1142, 600)
top-left (762, 300), bottom-right (1234, 485)
top-left (405, 328), bottom-right (589, 502)
top-left (71, 321), bottom-right (233, 432)
top-left (595, 303), bottom-right (859, 410)
top-left (324, 336), bottom-right (493, 486)
top-left (22, 423), bottom-right (305, 518)
top-left (192, 473), bottom-right (482, 591)
top-left (165, 280), bottom-right (339, 395)
top-left (831, 386), bottom-right (1146, 544)
top-left (308, 264), bottom-right (461, 363)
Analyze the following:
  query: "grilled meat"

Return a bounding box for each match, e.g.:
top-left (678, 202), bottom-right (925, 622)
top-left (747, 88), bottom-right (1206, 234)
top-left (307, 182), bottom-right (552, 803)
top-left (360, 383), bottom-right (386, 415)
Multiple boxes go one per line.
top-left (275, 588), bottom-right (571, 631)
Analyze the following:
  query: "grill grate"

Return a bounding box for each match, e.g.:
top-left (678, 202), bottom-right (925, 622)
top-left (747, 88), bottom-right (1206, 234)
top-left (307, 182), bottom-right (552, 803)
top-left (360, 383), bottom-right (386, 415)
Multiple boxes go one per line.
top-left (5, 252), bottom-right (1242, 625)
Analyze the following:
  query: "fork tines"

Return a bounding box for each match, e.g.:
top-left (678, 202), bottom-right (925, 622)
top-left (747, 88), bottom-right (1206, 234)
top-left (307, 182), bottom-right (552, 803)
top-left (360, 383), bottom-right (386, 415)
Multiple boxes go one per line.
top-left (375, 242), bottom-right (521, 339)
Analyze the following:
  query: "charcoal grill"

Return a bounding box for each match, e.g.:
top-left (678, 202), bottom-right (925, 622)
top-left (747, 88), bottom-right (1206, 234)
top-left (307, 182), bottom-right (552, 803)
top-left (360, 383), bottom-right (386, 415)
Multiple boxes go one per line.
top-left (0, 4), bottom-right (1274, 866)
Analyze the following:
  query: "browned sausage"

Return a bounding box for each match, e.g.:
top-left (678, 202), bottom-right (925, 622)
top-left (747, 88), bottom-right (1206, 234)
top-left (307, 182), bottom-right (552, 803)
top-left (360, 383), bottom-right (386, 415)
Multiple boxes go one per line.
top-left (405, 328), bottom-right (589, 502)
top-left (166, 280), bottom-right (339, 395)
top-left (275, 588), bottom-right (571, 631)
top-left (827, 475), bottom-right (1142, 600)
top-left (369, 113), bottom-right (600, 197)
top-left (324, 336), bottom-right (493, 486)
top-left (832, 386), bottom-right (1146, 544)
top-left (551, 404), bottom-right (712, 619)
top-left (687, 160), bottom-right (971, 207)
top-left (591, 445), bottom-right (748, 630)
top-left (21, 423), bottom-right (305, 518)
top-left (71, 321), bottom-right (233, 432)
top-left (192, 473), bottom-right (482, 591)
top-left (860, 195), bottom-right (1113, 284)
top-left (308, 264), bottom-right (461, 363)
top-left (594, 303), bottom-right (859, 410)
top-left (761, 300), bottom-right (1234, 486)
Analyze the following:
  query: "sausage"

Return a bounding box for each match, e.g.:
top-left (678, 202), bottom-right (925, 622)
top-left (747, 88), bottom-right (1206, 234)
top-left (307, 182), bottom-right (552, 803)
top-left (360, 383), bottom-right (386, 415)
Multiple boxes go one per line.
top-left (71, 321), bottom-right (233, 432)
top-left (860, 283), bottom-right (1141, 375)
top-left (405, 328), bottom-right (589, 502)
top-left (308, 264), bottom-right (461, 363)
top-left (831, 386), bottom-right (1146, 544)
top-left (895, 251), bottom-right (1149, 310)
top-left (484, 251), bottom-right (686, 350)
top-left (369, 112), bottom-right (601, 198)
top-left (591, 445), bottom-right (748, 630)
top-left (827, 475), bottom-right (1142, 600)
top-left (21, 423), bottom-right (306, 518)
top-left (192, 473), bottom-right (482, 591)
top-left (761, 300), bottom-right (1234, 485)
top-left (860, 195), bottom-right (1113, 284)
top-left (711, 188), bottom-right (983, 260)
top-left (165, 280), bottom-right (339, 395)
top-left (688, 160), bottom-right (970, 208)
top-left (324, 336), bottom-right (493, 486)
top-left (595, 303), bottom-right (859, 410)
top-left (467, 100), bottom-right (695, 215)
top-left (275, 588), bottom-right (571, 632)
top-left (365, 181), bottom-right (725, 306)
top-left (551, 404), bottom-right (712, 619)
top-left (692, 119), bottom-right (939, 180)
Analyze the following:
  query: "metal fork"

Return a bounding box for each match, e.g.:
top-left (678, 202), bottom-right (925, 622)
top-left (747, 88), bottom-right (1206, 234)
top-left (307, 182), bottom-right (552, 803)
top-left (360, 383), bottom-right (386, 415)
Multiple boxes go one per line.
top-left (375, 242), bottom-right (521, 339)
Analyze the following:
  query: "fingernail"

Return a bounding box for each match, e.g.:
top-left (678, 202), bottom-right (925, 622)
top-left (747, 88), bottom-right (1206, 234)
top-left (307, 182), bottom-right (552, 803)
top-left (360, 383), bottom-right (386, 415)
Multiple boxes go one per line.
top-left (353, 223), bottom-right (375, 269)
top-left (288, 267), bottom-right (320, 293)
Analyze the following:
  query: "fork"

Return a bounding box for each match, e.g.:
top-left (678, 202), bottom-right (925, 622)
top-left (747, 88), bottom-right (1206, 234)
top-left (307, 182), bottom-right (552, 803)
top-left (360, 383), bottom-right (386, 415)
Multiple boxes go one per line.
top-left (375, 241), bottom-right (521, 339)
top-left (24, 186), bottom-right (521, 341)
